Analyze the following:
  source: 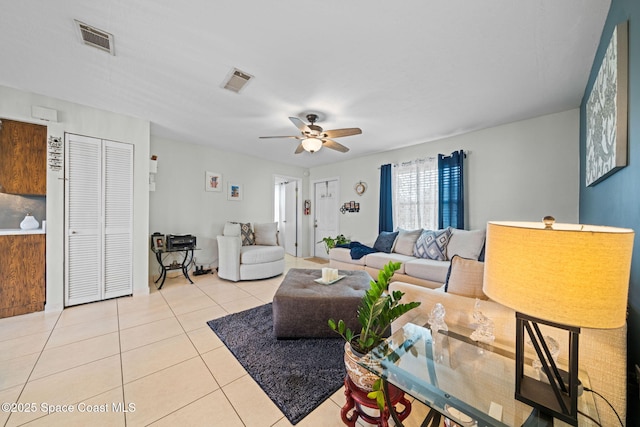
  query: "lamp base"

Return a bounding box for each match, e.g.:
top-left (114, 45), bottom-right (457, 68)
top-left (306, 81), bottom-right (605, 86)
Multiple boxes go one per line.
top-left (517, 376), bottom-right (573, 423)
top-left (515, 313), bottom-right (580, 427)
top-left (521, 408), bottom-right (553, 427)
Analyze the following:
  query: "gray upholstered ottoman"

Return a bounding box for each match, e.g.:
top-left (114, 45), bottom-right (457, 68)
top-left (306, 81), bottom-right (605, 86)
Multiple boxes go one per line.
top-left (272, 268), bottom-right (372, 338)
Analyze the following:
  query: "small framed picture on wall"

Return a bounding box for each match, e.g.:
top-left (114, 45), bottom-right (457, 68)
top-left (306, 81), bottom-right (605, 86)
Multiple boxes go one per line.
top-left (205, 171), bottom-right (222, 192)
top-left (227, 182), bottom-right (243, 201)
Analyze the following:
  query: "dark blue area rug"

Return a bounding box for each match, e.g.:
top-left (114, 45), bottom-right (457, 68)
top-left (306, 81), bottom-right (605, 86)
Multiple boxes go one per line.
top-left (207, 303), bottom-right (345, 425)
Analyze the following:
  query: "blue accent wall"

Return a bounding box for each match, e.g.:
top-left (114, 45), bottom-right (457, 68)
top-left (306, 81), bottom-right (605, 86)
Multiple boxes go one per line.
top-left (580, 0), bottom-right (640, 422)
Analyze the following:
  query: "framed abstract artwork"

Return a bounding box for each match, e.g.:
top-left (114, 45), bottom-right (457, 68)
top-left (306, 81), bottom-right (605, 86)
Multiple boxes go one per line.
top-left (205, 171), bottom-right (222, 192)
top-left (585, 21), bottom-right (628, 187)
top-left (227, 182), bottom-right (243, 201)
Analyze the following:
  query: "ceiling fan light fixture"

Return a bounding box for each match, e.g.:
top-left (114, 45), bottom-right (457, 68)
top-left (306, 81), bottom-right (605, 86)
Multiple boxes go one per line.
top-left (302, 137), bottom-right (322, 153)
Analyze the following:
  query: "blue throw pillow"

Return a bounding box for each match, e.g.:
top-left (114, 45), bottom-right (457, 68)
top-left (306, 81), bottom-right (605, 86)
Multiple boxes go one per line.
top-left (373, 231), bottom-right (398, 253)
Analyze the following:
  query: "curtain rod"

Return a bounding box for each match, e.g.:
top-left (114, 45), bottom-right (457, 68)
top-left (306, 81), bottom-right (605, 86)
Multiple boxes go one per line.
top-left (378, 150), bottom-right (469, 169)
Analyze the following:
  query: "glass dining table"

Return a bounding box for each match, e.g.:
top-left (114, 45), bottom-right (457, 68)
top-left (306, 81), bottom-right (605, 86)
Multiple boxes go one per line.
top-left (358, 315), bottom-right (600, 427)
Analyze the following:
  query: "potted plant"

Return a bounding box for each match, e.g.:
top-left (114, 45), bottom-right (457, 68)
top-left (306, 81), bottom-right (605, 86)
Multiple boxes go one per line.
top-left (318, 234), bottom-right (350, 254)
top-left (328, 261), bottom-right (421, 392)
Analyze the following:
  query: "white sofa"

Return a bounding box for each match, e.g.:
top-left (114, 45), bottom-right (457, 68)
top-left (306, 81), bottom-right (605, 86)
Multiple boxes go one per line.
top-left (329, 228), bottom-right (486, 289)
top-left (389, 282), bottom-right (627, 426)
top-left (216, 222), bottom-right (285, 282)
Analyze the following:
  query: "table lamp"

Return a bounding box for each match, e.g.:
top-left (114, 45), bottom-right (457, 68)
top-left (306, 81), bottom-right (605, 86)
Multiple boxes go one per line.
top-left (482, 217), bottom-right (634, 426)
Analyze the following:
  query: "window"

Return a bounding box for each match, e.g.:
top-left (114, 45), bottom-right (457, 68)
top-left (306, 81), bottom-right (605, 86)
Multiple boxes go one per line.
top-left (392, 158), bottom-right (438, 230)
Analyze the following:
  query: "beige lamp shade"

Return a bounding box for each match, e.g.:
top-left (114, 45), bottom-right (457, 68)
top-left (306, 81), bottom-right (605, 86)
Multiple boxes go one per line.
top-left (482, 220), bottom-right (634, 329)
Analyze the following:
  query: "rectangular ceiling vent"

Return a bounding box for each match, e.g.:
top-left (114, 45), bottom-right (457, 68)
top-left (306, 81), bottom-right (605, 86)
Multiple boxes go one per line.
top-left (74, 20), bottom-right (115, 55)
top-left (222, 68), bottom-right (254, 93)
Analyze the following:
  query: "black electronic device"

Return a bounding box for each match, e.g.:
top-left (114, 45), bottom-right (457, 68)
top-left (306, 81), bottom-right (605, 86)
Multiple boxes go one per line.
top-left (166, 234), bottom-right (196, 250)
top-left (193, 265), bottom-right (212, 276)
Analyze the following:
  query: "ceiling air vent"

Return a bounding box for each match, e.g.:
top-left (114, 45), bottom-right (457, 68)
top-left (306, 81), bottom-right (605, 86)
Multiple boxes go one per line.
top-left (222, 68), bottom-right (254, 93)
top-left (74, 20), bottom-right (115, 55)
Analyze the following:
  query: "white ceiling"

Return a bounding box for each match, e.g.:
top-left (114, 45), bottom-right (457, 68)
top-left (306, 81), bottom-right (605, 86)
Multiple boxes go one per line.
top-left (0, 0), bottom-right (610, 168)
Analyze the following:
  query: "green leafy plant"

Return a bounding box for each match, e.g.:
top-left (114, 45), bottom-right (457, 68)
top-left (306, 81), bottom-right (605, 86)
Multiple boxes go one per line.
top-left (318, 234), bottom-right (350, 254)
top-left (328, 261), bottom-right (421, 355)
top-left (367, 379), bottom-right (386, 411)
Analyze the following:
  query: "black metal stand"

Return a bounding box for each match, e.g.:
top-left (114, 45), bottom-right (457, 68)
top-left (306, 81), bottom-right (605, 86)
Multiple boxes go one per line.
top-left (515, 312), bottom-right (580, 426)
top-left (521, 408), bottom-right (554, 427)
top-left (153, 248), bottom-right (195, 289)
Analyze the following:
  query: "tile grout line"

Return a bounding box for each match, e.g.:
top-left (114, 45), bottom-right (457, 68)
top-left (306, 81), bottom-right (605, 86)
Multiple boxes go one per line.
top-left (134, 277), bottom-right (232, 425)
top-left (3, 311), bottom-right (62, 427)
top-left (116, 297), bottom-right (128, 427)
top-left (159, 273), bottom-right (274, 426)
top-left (191, 276), bottom-right (256, 427)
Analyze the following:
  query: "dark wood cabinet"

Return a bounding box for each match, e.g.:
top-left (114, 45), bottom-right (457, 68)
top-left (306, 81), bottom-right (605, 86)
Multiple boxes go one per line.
top-left (0, 234), bottom-right (46, 318)
top-left (0, 119), bottom-right (47, 195)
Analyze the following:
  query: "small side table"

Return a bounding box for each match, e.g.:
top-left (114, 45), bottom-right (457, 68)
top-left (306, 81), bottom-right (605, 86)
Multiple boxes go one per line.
top-left (152, 247), bottom-right (198, 289)
top-left (341, 375), bottom-right (411, 427)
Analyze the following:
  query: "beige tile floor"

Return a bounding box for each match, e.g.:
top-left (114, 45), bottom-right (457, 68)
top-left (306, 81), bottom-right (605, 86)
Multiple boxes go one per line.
top-left (0, 256), bottom-right (432, 427)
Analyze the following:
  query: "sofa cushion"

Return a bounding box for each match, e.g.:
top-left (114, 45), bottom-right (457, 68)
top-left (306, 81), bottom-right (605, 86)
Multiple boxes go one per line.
top-left (446, 228), bottom-right (486, 260)
top-left (444, 255), bottom-right (487, 299)
top-left (403, 258), bottom-right (451, 283)
top-left (223, 222), bottom-right (241, 237)
top-left (364, 252), bottom-right (414, 274)
top-left (414, 228), bottom-right (452, 261)
top-left (232, 222), bottom-right (254, 246)
top-left (328, 247), bottom-right (366, 266)
top-left (373, 231), bottom-right (398, 253)
top-left (240, 245), bottom-right (284, 265)
top-left (254, 222), bottom-right (278, 246)
top-left (393, 229), bottom-right (422, 256)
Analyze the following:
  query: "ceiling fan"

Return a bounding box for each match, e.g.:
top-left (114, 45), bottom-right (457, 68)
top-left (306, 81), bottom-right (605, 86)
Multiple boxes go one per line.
top-left (259, 113), bottom-right (362, 154)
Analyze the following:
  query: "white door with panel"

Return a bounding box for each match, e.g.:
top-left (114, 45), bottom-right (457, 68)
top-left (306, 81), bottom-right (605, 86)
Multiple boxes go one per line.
top-left (314, 179), bottom-right (339, 258)
top-left (282, 180), bottom-right (298, 256)
top-left (275, 179), bottom-right (299, 257)
top-left (65, 134), bottom-right (133, 306)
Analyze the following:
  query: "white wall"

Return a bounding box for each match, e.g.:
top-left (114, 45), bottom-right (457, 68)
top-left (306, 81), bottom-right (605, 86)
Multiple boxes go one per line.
top-left (308, 109), bottom-right (580, 245)
top-left (0, 88), bottom-right (579, 303)
top-left (0, 85), bottom-right (151, 312)
top-left (148, 137), bottom-right (308, 274)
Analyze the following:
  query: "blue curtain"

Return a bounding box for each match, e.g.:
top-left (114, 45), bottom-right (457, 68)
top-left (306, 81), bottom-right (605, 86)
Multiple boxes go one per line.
top-left (438, 150), bottom-right (464, 229)
top-left (379, 164), bottom-right (393, 233)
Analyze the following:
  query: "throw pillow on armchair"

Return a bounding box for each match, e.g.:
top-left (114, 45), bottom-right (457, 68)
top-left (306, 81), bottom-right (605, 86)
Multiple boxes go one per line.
top-left (254, 222), bottom-right (279, 246)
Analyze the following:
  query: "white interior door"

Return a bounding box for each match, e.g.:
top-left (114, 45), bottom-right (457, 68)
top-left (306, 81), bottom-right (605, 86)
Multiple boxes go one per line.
top-left (283, 180), bottom-right (298, 256)
top-left (65, 134), bottom-right (102, 305)
top-left (65, 134), bottom-right (133, 306)
top-left (314, 179), bottom-right (339, 258)
top-left (103, 140), bottom-right (133, 299)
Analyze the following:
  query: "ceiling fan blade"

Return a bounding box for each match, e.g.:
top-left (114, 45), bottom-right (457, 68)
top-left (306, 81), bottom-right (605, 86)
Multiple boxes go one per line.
top-left (259, 135), bottom-right (301, 139)
top-left (323, 128), bottom-right (362, 138)
top-left (322, 139), bottom-right (350, 153)
top-left (289, 117), bottom-right (311, 133)
top-left (294, 143), bottom-right (305, 154)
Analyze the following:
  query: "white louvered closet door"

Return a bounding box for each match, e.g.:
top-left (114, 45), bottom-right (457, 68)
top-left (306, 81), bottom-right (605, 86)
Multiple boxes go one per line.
top-left (103, 140), bottom-right (133, 299)
top-left (65, 134), bottom-right (133, 306)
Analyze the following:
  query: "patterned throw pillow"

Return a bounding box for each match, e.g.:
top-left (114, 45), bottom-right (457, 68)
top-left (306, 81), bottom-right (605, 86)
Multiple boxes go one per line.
top-left (232, 222), bottom-right (254, 246)
top-left (413, 228), bottom-right (452, 261)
